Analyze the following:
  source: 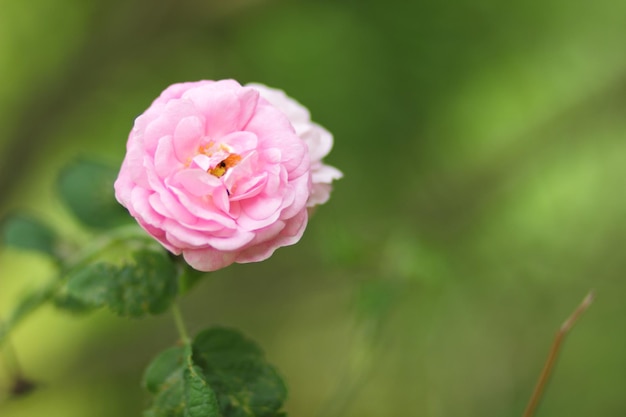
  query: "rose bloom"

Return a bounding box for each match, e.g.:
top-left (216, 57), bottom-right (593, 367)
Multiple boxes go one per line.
top-left (114, 80), bottom-right (342, 271)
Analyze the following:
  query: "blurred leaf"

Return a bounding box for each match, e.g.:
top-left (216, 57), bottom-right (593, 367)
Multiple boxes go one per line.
top-left (108, 250), bottom-right (179, 317)
top-left (1, 214), bottom-right (58, 257)
top-left (57, 159), bottom-right (131, 229)
top-left (193, 327), bottom-right (287, 417)
top-left (66, 249), bottom-right (178, 318)
top-left (52, 292), bottom-right (95, 315)
top-left (66, 263), bottom-right (117, 308)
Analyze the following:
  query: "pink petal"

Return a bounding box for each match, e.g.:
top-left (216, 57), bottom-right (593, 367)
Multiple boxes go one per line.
top-left (219, 131), bottom-right (258, 153)
top-left (236, 208), bottom-right (308, 263)
top-left (130, 188), bottom-right (164, 228)
top-left (244, 100), bottom-right (295, 138)
top-left (172, 169), bottom-right (221, 197)
top-left (229, 172), bottom-right (268, 201)
top-left (169, 186), bottom-right (236, 227)
top-left (312, 164), bottom-right (343, 183)
top-left (173, 116), bottom-right (205, 162)
top-left (154, 135), bottom-right (183, 179)
top-left (301, 124), bottom-right (333, 162)
top-left (241, 194), bottom-right (283, 220)
top-left (183, 247), bottom-right (237, 272)
top-left (182, 81), bottom-right (259, 139)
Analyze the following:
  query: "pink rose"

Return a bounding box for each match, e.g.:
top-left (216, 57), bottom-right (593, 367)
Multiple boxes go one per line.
top-left (114, 80), bottom-right (341, 271)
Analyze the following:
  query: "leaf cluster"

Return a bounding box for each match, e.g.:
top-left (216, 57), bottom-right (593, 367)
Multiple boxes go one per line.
top-left (144, 328), bottom-right (287, 417)
top-left (1, 160), bottom-right (184, 321)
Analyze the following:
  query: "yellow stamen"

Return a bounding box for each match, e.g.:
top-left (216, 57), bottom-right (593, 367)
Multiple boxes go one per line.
top-left (209, 154), bottom-right (241, 178)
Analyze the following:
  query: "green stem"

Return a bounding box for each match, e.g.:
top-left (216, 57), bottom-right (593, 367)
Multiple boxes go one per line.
top-left (171, 303), bottom-right (190, 344)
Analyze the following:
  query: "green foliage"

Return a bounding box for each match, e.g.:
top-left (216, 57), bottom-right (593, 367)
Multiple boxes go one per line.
top-left (66, 249), bottom-right (178, 318)
top-left (193, 328), bottom-right (287, 417)
top-left (57, 159), bottom-right (131, 229)
top-left (1, 214), bottom-right (58, 257)
top-left (144, 328), bottom-right (288, 417)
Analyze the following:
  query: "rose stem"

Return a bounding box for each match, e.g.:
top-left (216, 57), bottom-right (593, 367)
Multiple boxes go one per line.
top-left (171, 303), bottom-right (190, 345)
top-left (522, 290), bottom-right (595, 417)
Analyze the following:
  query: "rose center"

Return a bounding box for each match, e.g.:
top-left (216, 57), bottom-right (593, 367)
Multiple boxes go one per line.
top-left (208, 154), bottom-right (242, 178)
top-left (190, 143), bottom-right (243, 178)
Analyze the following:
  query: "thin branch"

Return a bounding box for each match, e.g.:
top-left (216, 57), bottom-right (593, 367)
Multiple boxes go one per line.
top-left (171, 303), bottom-right (190, 345)
top-left (522, 291), bottom-right (595, 417)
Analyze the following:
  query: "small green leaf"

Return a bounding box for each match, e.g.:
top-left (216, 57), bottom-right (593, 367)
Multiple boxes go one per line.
top-left (108, 250), bottom-right (178, 317)
top-left (57, 159), bottom-right (131, 229)
top-left (66, 263), bottom-right (117, 307)
top-left (183, 365), bottom-right (220, 417)
top-left (52, 292), bottom-right (95, 314)
top-left (1, 214), bottom-right (58, 256)
top-left (143, 346), bottom-right (185, 395)
top-left (192, 328), bottom-right (288, 417)
top-left (66, 249), bottom-right (178, 318)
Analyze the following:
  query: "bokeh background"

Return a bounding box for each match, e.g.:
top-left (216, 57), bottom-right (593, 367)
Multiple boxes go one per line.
top-left (1, 0), bottom-right (626, 416)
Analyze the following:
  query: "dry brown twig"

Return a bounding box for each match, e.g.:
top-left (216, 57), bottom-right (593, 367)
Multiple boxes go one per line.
top-left (522, 291), bottom-right (595, 417)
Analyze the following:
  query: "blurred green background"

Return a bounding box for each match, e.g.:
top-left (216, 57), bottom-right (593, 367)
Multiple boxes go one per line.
top-left (1, 0), bottom-right (626, 416)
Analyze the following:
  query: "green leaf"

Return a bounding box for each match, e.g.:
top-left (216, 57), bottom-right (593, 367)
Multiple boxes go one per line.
top-left (66, 263), bottom-right (117, 307)
top-left (1, 214), bottom-right (58, 256)
top-left (108, 250), bottom-right (179, 317)
top-left (148, 370), bottom-right (186, 417)
top-left (144, 328), bottom-right (288, 417)
top-left (183, 365), bottom-right (220, 417)
top-left (52, 292), bottom-right (95, 315)
top-left (193, 328), bottom-right (288, 417)
top-left (143, 346), bottom-right (185, 395)
top-left (57, 159), bottom-right (131, 229)
top-left (66, 249), bottom-right (178, 318)
top-left (143, 346), bottom-right (219, 417)
top-left (193, 327), bottom-right (263, 366)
